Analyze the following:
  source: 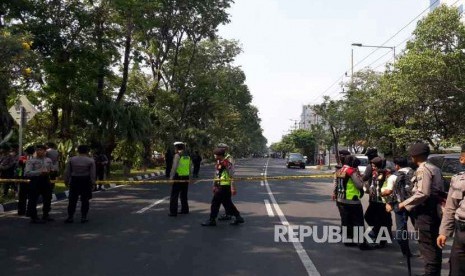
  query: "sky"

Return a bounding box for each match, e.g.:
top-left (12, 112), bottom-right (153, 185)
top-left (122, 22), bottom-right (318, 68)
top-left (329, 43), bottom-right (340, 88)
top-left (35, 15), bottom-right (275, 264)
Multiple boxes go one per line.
top-left (217, 0), bottom-right (432, 145)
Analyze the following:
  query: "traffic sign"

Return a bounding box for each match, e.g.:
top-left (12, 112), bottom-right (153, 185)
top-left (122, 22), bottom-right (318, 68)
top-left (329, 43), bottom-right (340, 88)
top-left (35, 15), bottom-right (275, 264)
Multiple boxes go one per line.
top-left (8, 95), bottom-right (38, 125)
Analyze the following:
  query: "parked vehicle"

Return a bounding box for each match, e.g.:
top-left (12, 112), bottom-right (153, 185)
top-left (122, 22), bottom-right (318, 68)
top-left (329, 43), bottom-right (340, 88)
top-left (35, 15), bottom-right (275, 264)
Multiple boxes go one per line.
top-left (287, 153), bottom-right (306, 169)
top-left (355, 155), bottom-right (369, 175)
top-left (428, 153), bottom-right (462, 191)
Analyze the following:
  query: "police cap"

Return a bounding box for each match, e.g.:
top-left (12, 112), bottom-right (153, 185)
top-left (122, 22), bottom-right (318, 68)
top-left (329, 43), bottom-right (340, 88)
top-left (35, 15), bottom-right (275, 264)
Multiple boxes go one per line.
top-left (408, 143), bottom-right (430, 157)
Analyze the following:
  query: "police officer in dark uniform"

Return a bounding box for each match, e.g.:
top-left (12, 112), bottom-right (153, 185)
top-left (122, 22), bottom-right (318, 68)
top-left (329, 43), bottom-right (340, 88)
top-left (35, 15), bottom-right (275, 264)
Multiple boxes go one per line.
top-left (437, 144), bottom-right (465, 275)
top-left (64, 145), bottom-right (96, 223)
top-left (25, 145), bottom-right (54, 223)
top-left (398, 143), bottom-right (444, 276)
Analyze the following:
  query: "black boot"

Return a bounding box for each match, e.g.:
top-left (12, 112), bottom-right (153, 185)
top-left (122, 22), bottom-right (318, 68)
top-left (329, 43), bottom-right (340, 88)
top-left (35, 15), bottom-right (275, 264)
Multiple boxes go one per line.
top-left (230, 216), bottom-right (245, 225)
top-left (201, 219), bottom-right (217, 226)
top-left (218, 214), bottom-right (232, 221)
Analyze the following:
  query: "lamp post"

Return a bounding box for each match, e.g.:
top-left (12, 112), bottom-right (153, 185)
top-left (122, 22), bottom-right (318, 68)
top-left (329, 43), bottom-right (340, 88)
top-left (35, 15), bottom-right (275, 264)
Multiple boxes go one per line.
top-left (351, 43), bottom-right (396, 78)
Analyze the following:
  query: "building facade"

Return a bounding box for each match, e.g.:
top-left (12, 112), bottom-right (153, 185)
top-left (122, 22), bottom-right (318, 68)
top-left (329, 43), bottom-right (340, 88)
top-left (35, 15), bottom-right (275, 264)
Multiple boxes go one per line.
top-left (299, 105), bottom-right (321, 130)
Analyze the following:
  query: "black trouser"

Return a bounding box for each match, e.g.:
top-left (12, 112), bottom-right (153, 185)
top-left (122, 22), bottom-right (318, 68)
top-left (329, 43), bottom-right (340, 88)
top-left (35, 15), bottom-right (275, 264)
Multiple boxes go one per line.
top-left (450, 224), bottom-right (465, 276)
top-left (365, 201), bottom-right (392, 243)
top-left (49, 171), bottom-right (58, 191)
top-left (415, 216), bottom-right (442, 276)
top-left (67, 176), bottom-right (93, 219)
top-left (395, 209), bottom-right (414, 256)
top-left (337, 201), bottom-right (365, 246)
top-left (17, 182), bottom-right (29, 215)
top-left (210, 185), bottom-right (240, 219)
top-left (193, 163), bottom-right (200, 177)
top-left (96, 167), bottom-right (105, 188)
top-left (27, 176), bottom-right (52, 219)
top-left (169, 176), bottom-right (189, 214)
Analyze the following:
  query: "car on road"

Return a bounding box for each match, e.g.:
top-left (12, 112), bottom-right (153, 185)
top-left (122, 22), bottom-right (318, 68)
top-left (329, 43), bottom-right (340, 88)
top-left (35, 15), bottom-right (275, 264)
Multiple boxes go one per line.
top-left (286, 153), bottom-right (306, 169)
top-left (428, 153), bottom-right (462, 191)
top-left (355, 155), bottom-right (369, 175)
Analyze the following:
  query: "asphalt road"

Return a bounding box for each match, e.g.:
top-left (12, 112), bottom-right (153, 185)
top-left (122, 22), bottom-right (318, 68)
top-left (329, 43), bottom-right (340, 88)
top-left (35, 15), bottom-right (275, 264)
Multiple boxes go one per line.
top-left (0, 158), bottom-right (453, 276)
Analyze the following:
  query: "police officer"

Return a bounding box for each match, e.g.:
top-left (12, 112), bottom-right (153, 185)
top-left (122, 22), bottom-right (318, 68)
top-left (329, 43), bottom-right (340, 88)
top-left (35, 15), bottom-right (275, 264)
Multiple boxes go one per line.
top-left (17, 146), bottom-right (35, 216)
top-left (202, 148), bottom-right (244, 226)
top-left (45, 142), bottom-right (59, 191)
top-left (25, 145), bottom-right (54, 223)
top-left (168, 142), bottom-right (192, 216)
top-left (0, 144), bottom-right (17, 197)
top-left (333, 155), bottom-right (367, 249)
top-left (216, 143), bottom-right (236, 221)
top-left (398, 143), bottom-right (444, 276)
top-left (64, 145), bottom-right (96, 223)
top-left (437, 144), bottom-right (465, 275)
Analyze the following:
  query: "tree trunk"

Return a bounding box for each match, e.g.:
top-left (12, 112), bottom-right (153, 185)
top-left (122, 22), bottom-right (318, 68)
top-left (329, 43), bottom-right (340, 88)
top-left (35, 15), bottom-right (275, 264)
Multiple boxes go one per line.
top-left (116, 22), bottom-right (133, 103)
top-left (0, 86), bottom-right (13, 141)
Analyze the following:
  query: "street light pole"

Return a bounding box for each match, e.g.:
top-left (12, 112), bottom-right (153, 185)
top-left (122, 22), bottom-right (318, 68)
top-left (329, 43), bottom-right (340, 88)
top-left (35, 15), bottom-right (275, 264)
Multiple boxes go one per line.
top-left (351, 43), bottom-right (396, 65)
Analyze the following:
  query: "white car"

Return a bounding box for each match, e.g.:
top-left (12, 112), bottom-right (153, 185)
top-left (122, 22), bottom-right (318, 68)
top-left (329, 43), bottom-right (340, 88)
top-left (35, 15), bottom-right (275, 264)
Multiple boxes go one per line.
top-left (355, 155), bottom-right (369, 175)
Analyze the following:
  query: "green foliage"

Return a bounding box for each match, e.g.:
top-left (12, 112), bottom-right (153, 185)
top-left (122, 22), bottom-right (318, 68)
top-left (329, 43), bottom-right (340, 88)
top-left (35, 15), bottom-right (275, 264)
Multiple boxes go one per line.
top-left (1, 0), bottom-right (266, 170)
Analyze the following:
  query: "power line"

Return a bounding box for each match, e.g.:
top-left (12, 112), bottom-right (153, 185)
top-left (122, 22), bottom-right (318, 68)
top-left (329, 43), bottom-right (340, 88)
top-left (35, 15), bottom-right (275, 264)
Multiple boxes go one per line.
top-left (312, 0), bottom-right (442, 103)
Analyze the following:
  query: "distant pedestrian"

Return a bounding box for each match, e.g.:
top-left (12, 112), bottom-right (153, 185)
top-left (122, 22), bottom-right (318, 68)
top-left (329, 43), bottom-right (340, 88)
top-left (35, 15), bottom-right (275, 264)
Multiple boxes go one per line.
top-left (168, 142), bottom-right (192, 216)
top-left (192, 151), bottom-right (202, 178)
top-left (25, 145), bottom-right (54, 223)
top-left (64, 145), bottom-right (96, 223)
top-left (202, 148), bottom-right (244, 226)
top-left (93, 149), bottom-right (108, 191)
top-left (46, 142), bottom-right (60, 191)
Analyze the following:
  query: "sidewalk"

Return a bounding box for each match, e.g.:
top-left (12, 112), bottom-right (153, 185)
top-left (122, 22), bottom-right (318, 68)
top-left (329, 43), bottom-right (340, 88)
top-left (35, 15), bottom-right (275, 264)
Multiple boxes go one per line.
top-left (0, 170), bottom-right (164, 213)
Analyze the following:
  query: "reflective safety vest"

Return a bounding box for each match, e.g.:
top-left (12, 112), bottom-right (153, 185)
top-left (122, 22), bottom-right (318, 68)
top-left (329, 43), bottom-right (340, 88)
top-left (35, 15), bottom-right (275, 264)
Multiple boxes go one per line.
top-left (335, 165), bottom-right (361, 201)
top-left (176, 155), bottom-right (191, 176)
top-left (216, 160), bottom-right (232, 186)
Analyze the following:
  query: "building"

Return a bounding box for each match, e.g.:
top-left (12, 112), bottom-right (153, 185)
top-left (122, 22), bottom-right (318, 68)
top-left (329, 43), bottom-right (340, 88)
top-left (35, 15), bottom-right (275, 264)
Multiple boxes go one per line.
top-left (431, 0), bottom-right (464, 15)
top-left (299, 105), bottom-right (321, 130)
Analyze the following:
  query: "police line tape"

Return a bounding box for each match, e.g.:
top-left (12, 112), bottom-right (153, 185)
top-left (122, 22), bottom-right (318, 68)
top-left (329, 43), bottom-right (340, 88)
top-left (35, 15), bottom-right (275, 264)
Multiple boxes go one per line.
top-left (0, 174), bottom-right (452, 184)
top-left (0, 174), bottom-right (336, 184)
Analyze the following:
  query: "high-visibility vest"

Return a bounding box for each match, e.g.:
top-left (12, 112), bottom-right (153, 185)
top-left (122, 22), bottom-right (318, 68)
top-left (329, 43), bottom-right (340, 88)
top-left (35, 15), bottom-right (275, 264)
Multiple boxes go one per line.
top-left (176, 155), bottom-right (191, 176)
top-left (335, 165), bottom-right (361, 200)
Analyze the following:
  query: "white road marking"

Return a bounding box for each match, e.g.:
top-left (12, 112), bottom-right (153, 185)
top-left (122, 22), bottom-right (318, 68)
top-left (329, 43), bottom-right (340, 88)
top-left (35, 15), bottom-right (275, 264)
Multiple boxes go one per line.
top-left (135, 197), bottom-right (169, 214)
top-left (263, 159), bottom-right (320, 276)
top-left (264, 199), bottom-right (275, 217)
top-left (260, 181), bottom-right (264, 187)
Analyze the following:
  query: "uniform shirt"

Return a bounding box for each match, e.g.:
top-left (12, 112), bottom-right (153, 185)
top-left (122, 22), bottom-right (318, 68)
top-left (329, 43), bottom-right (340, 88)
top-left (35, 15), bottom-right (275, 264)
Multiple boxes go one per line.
top-left (24, 157), bottom-right (53, 177)
top-left (64, 155), bottom-right (96, 185)
top-left (46, 148), bottom-right (59, 172)
top-left (169, 151), bottom-right (192, 179)
top-left (439, 171), bottom-right (465, 237)
top-left (403, 162), bottom-right (444, 212)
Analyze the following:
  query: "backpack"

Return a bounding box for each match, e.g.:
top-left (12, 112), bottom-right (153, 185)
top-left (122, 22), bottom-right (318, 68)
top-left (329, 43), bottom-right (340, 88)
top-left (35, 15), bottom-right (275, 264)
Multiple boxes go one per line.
top-left (394, 169), bottom-right (414, 202)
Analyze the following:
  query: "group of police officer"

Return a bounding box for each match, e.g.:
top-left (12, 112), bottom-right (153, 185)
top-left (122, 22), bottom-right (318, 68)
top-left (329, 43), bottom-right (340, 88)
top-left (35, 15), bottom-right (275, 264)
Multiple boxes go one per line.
top-left (167, 141), bottom-right (244, 226)
top-left (0, 143), bottom-right (96, 224)
top-left (334, 142), bottom-right (465, 276)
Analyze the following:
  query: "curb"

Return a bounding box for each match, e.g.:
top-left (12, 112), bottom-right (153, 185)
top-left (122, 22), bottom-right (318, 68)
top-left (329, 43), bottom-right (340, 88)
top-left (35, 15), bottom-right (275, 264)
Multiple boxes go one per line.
top-left (0, 171), bottom-right (164, 213)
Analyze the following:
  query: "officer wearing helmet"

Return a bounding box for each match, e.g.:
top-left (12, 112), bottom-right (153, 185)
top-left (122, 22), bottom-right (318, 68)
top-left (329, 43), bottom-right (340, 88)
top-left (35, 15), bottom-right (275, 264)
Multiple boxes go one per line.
top-left (168, 142), bottom-right (192, 216)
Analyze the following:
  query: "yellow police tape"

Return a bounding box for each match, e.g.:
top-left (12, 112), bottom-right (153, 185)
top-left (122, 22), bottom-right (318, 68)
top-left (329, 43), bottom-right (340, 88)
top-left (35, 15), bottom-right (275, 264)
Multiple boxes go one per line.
top-left (0, 174), bottom-right (335, 184)
top-left (0, 174), bottom-right (452, 184)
